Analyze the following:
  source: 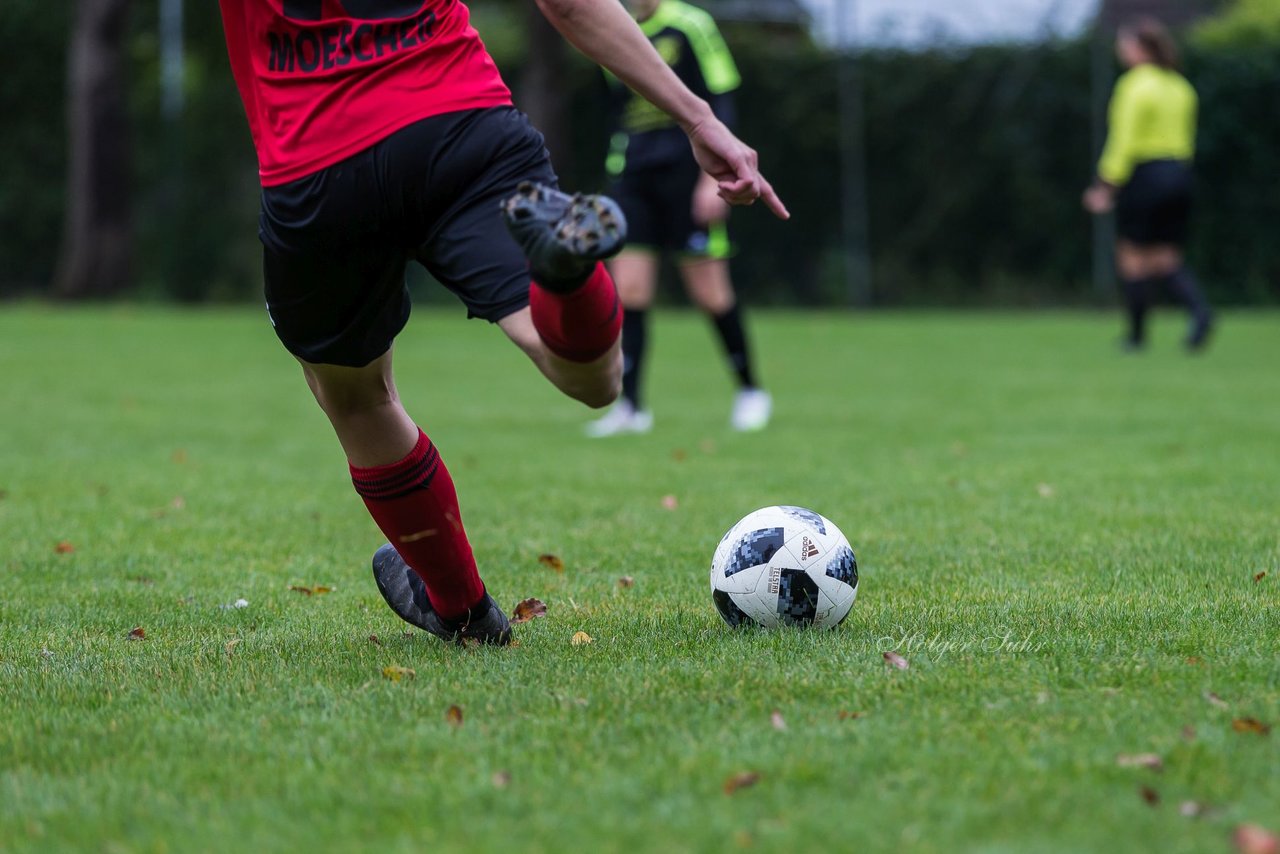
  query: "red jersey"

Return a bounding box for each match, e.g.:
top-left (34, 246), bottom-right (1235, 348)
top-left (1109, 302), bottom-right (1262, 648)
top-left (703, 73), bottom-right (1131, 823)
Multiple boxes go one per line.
top-left (218, 0), bottom-right (512, 186)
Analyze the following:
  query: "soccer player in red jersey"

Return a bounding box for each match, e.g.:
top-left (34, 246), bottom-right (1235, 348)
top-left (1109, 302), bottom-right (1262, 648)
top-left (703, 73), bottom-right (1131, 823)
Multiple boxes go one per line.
top-left (216, 0), bottom-right (788, 644)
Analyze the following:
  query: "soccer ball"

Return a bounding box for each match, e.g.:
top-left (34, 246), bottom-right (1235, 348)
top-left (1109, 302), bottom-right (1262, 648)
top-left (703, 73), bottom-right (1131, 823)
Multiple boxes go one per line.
top-left (710, 506), bottom-right (858, 629)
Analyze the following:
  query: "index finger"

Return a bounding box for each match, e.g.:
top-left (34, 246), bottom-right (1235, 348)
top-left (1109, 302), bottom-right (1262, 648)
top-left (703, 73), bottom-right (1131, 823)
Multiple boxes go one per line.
top-left (758, 176), bottom-right (790, 221)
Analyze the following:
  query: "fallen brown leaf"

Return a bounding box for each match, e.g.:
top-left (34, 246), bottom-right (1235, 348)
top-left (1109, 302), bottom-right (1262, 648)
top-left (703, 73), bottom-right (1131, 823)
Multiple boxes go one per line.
top-left (1204, 691), bottom-right (1229, 709)
top-left (1185, 656), bottom-right (1202, 666)
top-left (170, 496), bottom-right (186, 510)
top-left (312, 586), bottom-right (334, 595)
top-left (661, 495), bottom-right (679, 510)
top-left (0, 489), bottom-right (8, 500)
top-left (55, 542), bottom-right (75, 554)
top-left (571, 631), bottom-right (594, 646)
top-left (1139, 785), bottom-right (1160, 806)
top-left (837, 711), bottom-right (865, 721)
top-left (1182, 725), bottom-right (1197, 741)
top-left (446, 705), bottom-right (464, 727)
top-left (617, 576), bottom-right (635, 589)
top-left (1037, 483), bottom-right (1055, 498)
top-left (1179, 801), bottom-right (1209, 818)
top-left (368, 635), bottom-right (382, 646)
top-left (382, 665), bottom-right (415, 682)
top-left (510, 598), bottom-right (548, 624)
top-left (1254, 571), bottom-right (1268, 583)
top-left (538, 554), bottom-right (565, 573)
top-left (1235, 824), bottom-right (1280, 854)
top-left (671, 449), bottom-right (688, 462)
top-left (491, 770), bottom-right (511, 788)
top-left (723, 771), bottom-right (760, 795)
top-left (225, 638), bottom-right (241, 656)
top-left (172, 449), bottom-right (188, 464)
top-left (770, 710), bottom-right (787, 731)
top-left (883, 650), bottom-right (910, 670)
top-left (289, 586), bottom-right (313, 595)
top-left (1232, 717), bottom-right (1271, 736)
top-left (1116, 753), bottom-right (1163, 771)
top-left (127, 627), bottom-right (145, 641)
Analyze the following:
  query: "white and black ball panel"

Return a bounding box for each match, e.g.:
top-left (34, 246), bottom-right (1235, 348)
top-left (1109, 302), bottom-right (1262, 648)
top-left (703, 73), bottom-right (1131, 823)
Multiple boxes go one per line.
top-left (710, 505), bottom-right (859, 631)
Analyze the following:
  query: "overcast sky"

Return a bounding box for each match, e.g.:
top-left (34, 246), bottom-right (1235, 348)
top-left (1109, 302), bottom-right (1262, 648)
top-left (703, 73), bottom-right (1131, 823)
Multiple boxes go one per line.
top-left (800, 0), bottom-right (1101, 46)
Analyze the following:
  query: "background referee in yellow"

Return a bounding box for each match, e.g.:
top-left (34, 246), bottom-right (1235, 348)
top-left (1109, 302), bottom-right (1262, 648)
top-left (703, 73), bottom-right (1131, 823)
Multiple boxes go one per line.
top-left (1083, 18), bottom-right (1213, 352)
top-left (587, 0), bottom-right (773, 437)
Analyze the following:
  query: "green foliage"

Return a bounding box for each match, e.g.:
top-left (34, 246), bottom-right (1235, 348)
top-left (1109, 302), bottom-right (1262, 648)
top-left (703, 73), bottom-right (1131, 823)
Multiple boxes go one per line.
top-left (2, 308), bottom-right (1280, 850)
top-left (0, 3), bottom-right (71, 293)
top-left (1194, 0), bottom-right (1280, 48)
top-left (3, 5), bottom-right (1279, 304)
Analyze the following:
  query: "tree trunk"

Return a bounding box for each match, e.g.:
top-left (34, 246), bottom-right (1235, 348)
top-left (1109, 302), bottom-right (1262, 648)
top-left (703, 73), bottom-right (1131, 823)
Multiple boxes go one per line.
top-left (54, 0), bottom-right (132, 299)
top-left (519, 5), bottom-right (570, 171)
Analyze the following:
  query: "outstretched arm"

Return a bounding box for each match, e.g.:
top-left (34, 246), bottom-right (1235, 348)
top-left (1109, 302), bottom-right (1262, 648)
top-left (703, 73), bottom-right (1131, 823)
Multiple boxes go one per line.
top-left (533, 0), bottom-right (789, 220)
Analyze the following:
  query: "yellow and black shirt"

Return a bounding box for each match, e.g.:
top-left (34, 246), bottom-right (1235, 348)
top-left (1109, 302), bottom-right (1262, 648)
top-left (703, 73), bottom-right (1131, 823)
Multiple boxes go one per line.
top-left (1098, 63), bottom-right (1198, 186)
top-left (607, 0), bottom-right (741, 175)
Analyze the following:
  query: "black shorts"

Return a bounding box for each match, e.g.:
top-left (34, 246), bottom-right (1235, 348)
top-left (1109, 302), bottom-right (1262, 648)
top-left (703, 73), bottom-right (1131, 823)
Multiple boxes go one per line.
top-left (611, 153), bottom-right (729, 260)
top-left (258, 106), bottom-right (556, 367)
top-left (1115, 159), bottom-right (1192, 247)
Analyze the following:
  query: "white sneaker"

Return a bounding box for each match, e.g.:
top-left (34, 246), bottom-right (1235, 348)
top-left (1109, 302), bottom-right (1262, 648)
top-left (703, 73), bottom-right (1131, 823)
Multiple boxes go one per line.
top-left (731, 389), bottom-right (772, 432)
top-left (585, 401), bottom-right (654, 438)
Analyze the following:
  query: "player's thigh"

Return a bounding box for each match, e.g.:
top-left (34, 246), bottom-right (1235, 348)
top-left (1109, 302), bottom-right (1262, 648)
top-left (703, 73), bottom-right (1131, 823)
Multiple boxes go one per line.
top-left (678, 257), bottom-right (735, 314)
top-left (610, 251), bottom-right (659, 308)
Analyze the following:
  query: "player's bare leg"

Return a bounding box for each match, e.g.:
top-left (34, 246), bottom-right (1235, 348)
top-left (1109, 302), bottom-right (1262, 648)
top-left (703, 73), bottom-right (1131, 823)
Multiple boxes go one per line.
top-left (498, 308), bottom-right (621, 408)
top-left (679, 257), bottom-right (771, 431)
top-left (301, 350), bottom-right (512, 645)
top-left (501, 182), bottom-right (631, 408)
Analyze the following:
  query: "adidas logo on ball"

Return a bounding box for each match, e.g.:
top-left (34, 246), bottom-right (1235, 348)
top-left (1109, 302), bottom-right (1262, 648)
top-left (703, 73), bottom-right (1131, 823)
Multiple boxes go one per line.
top-left (801, 537), bottom-right (820, 560)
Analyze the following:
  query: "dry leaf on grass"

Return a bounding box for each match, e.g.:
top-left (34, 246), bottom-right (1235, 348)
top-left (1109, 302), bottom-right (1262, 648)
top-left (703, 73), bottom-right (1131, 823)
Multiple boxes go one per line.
top-left (1037, 483), bottom-right (1055, 498)
top-left (492, 770), bottom-right (512, 788)
top-left (382, 666), bottom-right (415, 682)
top-left (538, 554), bottom-right (565, 573)
top-left (1234, 825), bottom-right (1280, 854)
top-left (1254, 571), bottom-right (1268, 583)
top-left (1204, 691), bottom-right (1229, 709)
top-left (1232, 717), bottom-right (1272, 736)
top-left (1179, 801), bottom-right (1210, 818)
top-left (661, 495), bottom-right (679, 510)
top-left (55, 542), bottom-right (75, 554)
top-left (225, 639), bottom-right (241, 656)
top-left (1116, 753), bottom-right (1163, 771)
top-left (368, 635), bottom-right (382, 646)
top-left (617, 576), bottom-right (635, 589)
top-left (1139, 785), bottom-right (1160, 806)
top-left (883, 651), bottom-right (910, 670)
top-left (837, 711), bottom-right (865, 721)
top-left (671, 449), bottom-right (688, 462)
top-left (446, 705), bottom-right (464, 727)
top-left (290, 586), bottom-right (313, 595)
top-left (510, 598), bottom-right (548, 624)
top-left (1185, 656), bottom-right (1203, 666)
top-left (172, 449), bottom-right (188, 464)
top-left (1182, 725), bottom-right (1197, 741)
top-left (723, 772), bottom-right (760, 795)
top-left (571, 631), bottom-right (594, 646)
top-left (770, 711), bottom-right (787, 731)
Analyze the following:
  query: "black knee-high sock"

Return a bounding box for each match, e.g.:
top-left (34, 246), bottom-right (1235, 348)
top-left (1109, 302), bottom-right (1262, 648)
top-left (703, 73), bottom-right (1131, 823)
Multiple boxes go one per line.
top-left (620, 308), bottom-right (647, 409)
top-left (710, 303), bottom-right (758, 389)
top-left (1164, 266), bottom-right (1213, 346)
top-left (1120, 277), bottom-right (1153, 346)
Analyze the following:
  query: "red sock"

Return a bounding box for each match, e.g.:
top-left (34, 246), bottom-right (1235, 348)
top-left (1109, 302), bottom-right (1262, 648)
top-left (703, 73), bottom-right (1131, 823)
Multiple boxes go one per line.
top-left (350, 429), bottom-right (484, 621)
top-left (530, 262), bottom-right (623, 363)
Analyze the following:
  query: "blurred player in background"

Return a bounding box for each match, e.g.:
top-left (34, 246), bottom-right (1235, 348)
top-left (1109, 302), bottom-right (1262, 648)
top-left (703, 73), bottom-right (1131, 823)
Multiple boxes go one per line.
top-left (1084, 17), bottom-right (1213, 352)
top-left (217, 0), bottom-right (786, 645)
top-left (586, 0), bottom-right (772, 437)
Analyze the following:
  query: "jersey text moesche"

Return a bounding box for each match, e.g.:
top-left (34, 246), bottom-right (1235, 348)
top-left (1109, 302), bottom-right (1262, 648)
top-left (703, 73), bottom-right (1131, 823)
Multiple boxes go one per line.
top-left (219, 0), bottom-right (512, 186)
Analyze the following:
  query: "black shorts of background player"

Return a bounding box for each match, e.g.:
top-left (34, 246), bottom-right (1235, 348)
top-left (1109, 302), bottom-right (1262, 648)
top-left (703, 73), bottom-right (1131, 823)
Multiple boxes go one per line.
top-left (586, 0), bottom-right (772, 437)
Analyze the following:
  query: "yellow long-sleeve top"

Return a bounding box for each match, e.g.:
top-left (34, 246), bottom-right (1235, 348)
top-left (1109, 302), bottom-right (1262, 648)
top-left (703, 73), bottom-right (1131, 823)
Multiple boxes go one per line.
top-left (1098, 63), bottom-right (1198, 186)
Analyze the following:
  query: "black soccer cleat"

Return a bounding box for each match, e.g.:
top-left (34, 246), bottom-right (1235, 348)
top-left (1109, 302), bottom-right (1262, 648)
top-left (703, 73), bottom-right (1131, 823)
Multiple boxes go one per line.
top-left (502, 181), bottom-right (627, 292)
top-left (371, 544), bottom-right (512, 646)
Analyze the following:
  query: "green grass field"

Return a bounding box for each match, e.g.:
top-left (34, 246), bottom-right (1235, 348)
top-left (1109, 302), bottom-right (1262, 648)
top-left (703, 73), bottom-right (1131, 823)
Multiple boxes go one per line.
top-left (1, 306), bottom-right (1277, 853)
